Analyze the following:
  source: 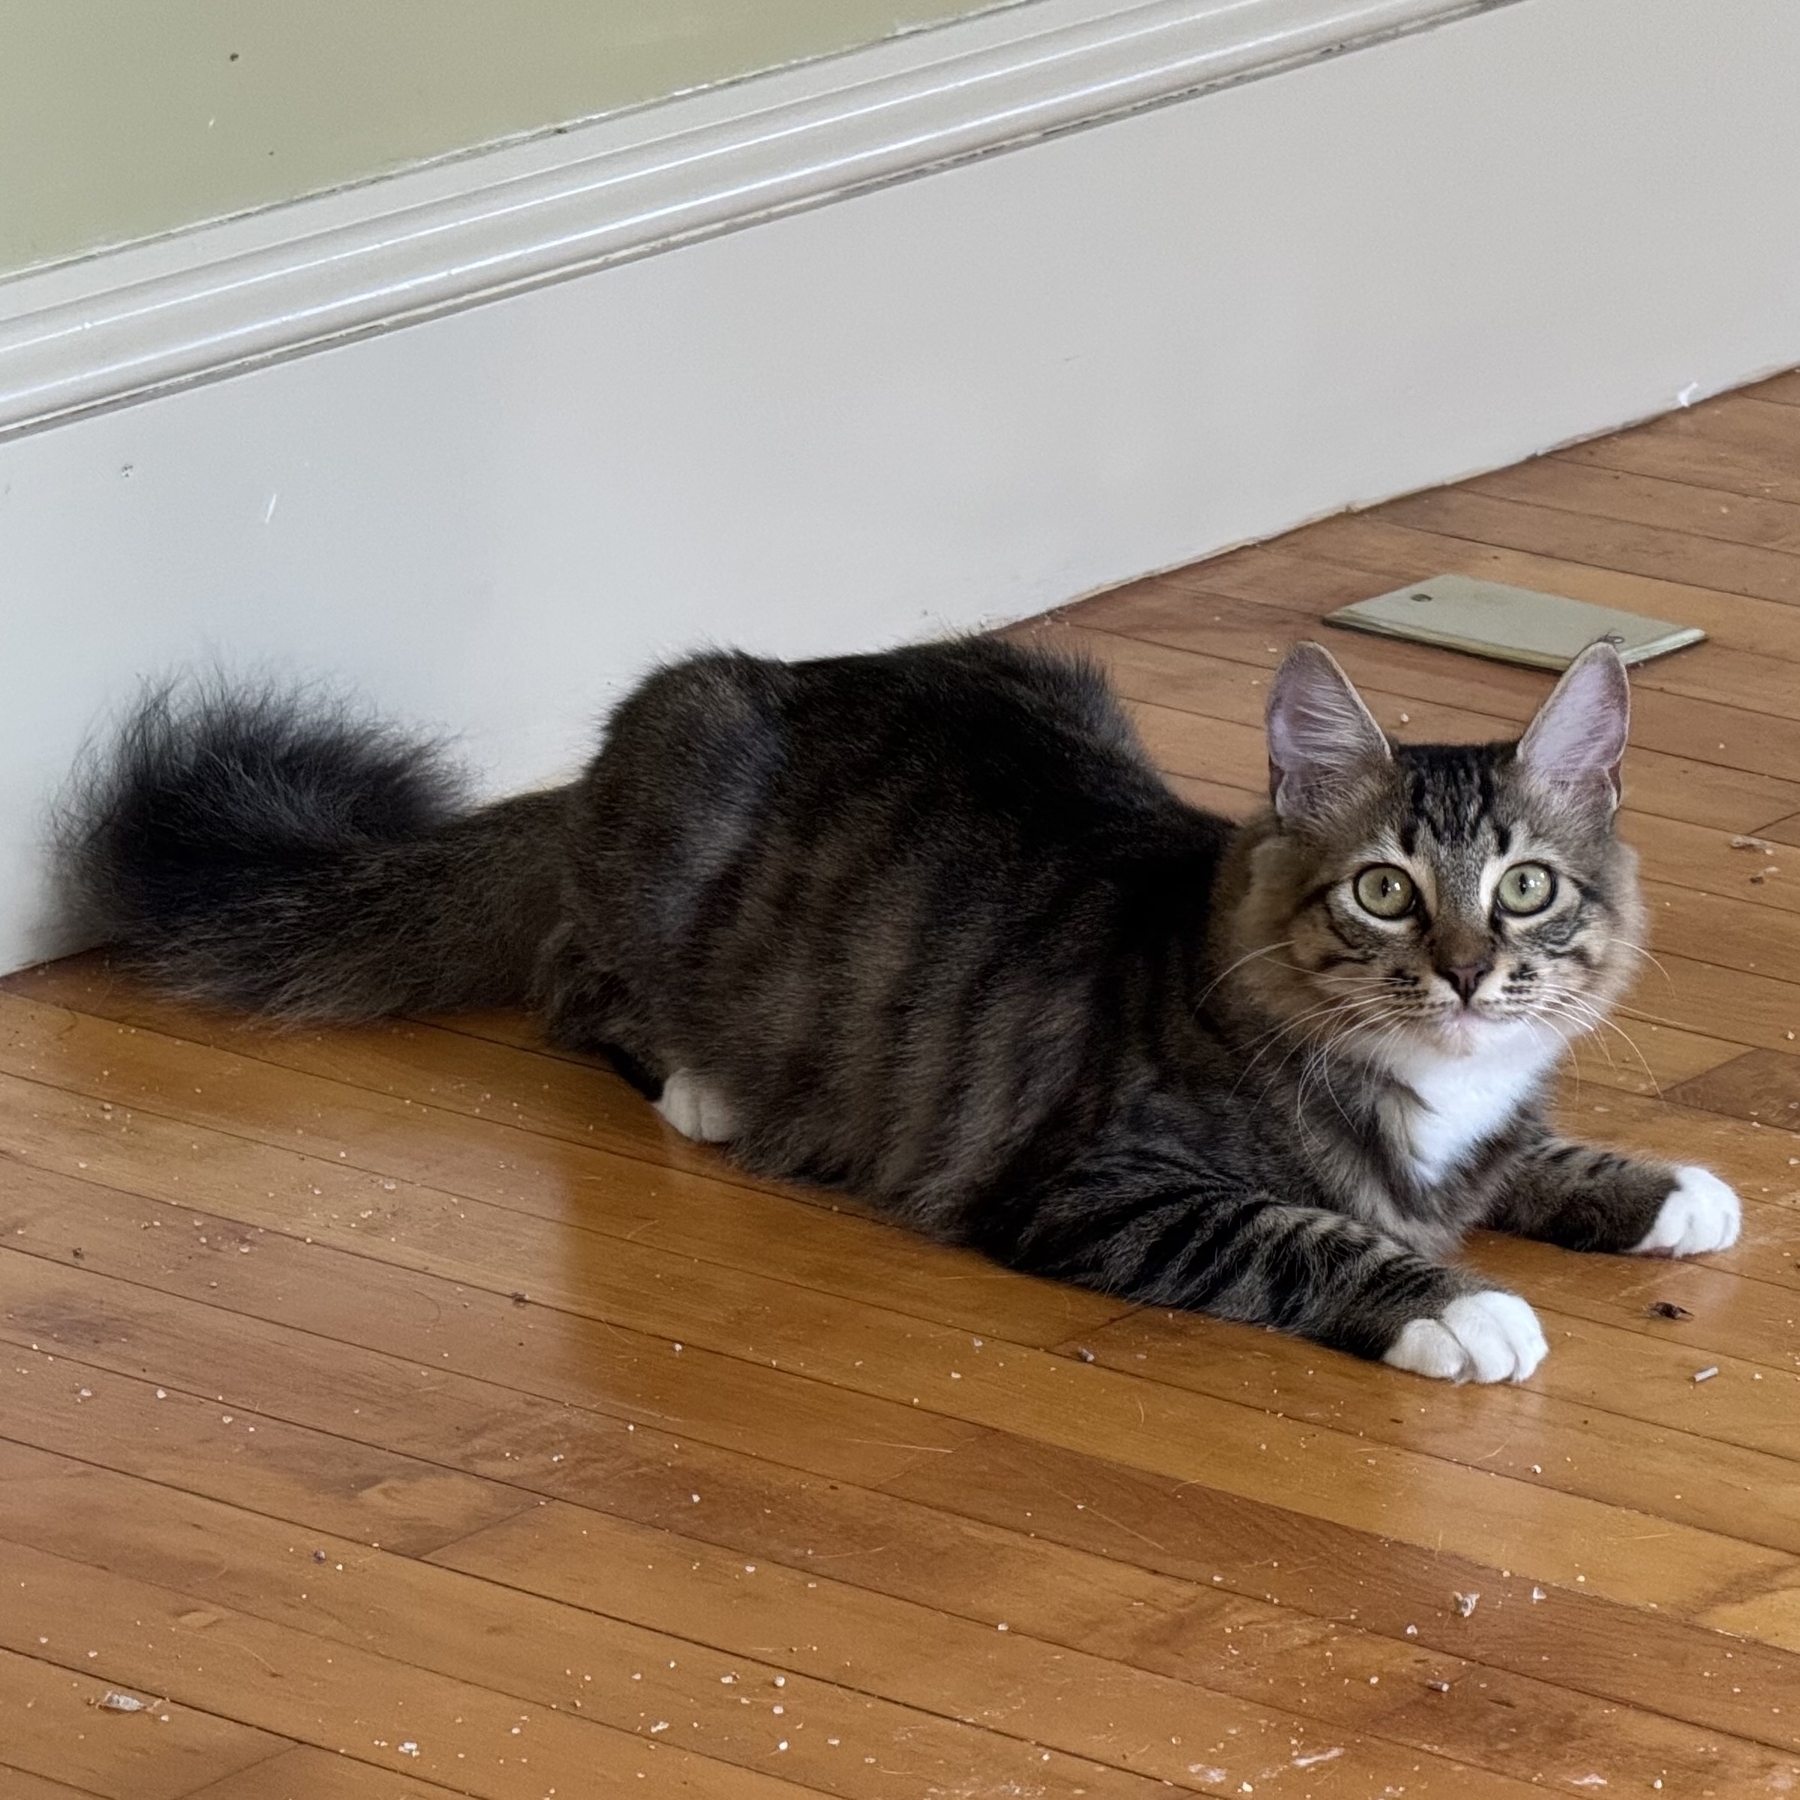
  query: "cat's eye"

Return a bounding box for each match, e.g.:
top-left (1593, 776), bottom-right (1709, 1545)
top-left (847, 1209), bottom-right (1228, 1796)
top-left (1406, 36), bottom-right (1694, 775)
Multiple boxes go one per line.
top-left (1353, 865), bottom-right (1416, 919)
top-left (1496, 861), bottom-right (1556, 915)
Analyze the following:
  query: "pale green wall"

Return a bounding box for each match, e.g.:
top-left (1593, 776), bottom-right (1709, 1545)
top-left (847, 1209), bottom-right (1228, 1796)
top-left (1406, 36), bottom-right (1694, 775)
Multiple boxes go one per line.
top-left (1, 0), bottom-right (1013, 276)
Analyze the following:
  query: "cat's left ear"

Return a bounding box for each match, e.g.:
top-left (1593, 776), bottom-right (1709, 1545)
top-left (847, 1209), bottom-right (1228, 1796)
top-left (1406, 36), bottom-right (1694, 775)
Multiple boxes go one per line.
top-left (1516, 640), bottom-right (1631, 807)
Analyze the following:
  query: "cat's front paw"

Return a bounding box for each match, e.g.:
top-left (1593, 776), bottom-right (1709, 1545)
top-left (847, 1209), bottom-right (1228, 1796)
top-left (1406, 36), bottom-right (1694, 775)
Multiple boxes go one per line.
top-left (1382, 1291), bottom-right (1548, 1384)
top-left (1630, 1165), bottom-right (1741, 1257)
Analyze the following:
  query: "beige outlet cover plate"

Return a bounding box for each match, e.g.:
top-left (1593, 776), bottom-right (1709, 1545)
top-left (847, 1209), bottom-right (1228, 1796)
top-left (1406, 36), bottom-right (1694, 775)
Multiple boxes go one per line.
top-left (1323, 573), bottom-right (1705, 671)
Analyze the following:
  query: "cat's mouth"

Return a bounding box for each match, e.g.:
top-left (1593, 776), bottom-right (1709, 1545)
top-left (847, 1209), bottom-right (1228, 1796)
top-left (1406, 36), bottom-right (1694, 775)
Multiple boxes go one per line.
top-left (1430, 1002), bottom-right (1597, 1064)
top-left (1426, 1010), bottom-right (1508, 1057)
top-left (1381, 1003), bottom-right (1544, 1059)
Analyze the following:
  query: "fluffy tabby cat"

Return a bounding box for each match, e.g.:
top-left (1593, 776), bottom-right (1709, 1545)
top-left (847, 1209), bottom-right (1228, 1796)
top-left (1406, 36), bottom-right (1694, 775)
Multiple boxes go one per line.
top-left (62, 636), bottom-right (1740, 1381)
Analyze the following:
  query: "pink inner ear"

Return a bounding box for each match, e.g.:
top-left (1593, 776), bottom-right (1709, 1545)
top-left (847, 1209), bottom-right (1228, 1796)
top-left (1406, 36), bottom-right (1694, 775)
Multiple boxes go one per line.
top-left (1267, 645), bottom-right (1389, 793)
top-left (1519, 647), bottom-right (1630, 783)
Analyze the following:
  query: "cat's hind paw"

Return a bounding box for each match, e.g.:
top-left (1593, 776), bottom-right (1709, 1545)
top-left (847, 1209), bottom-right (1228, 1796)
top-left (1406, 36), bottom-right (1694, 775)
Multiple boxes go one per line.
top-left (1631, 1165), bottom-right (1740, 1258)
top-left (654, 1069), bottom-right (739, 1142)
top-left (1383, 1291), bottom-right (1548, 1384)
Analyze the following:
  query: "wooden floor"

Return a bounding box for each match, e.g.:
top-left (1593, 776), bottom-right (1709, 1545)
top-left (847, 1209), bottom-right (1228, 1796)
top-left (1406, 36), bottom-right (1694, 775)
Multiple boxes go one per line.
top-left (6, 375), bottom-right (1800, 1800)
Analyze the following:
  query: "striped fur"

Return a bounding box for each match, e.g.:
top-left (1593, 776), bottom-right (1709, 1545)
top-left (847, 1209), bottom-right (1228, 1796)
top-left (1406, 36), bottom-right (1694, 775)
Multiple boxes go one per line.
top-left (61, 637), bottom-right (1736, 1380)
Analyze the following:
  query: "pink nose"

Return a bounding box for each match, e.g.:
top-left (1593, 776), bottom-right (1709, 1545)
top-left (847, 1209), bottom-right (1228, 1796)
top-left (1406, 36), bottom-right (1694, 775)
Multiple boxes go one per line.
top-left (1440, 963), bottom-right (1491, 1004)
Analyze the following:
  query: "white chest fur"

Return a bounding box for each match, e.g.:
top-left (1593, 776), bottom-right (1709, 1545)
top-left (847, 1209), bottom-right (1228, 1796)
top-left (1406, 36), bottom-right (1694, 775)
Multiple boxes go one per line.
top-left (1381, 1027), bottom-right (1561, 1187)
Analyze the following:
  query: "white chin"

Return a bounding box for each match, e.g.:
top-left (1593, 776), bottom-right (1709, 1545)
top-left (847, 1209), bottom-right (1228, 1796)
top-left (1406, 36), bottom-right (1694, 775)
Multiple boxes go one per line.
top-left (1424, 1012), bottom-right (1500, 1056)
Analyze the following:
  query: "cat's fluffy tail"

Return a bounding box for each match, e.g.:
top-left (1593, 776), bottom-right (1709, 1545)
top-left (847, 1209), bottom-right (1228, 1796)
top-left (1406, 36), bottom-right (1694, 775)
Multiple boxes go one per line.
top-left (58, 682), bottom-right (569, 1022)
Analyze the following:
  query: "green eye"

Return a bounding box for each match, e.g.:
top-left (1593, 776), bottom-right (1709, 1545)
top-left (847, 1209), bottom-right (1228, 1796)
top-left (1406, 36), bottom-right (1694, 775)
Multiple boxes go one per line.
top-left (1354, 865), bottom-right (1416, 919)
top-left (1496, 861), bottom-right (1556, 915)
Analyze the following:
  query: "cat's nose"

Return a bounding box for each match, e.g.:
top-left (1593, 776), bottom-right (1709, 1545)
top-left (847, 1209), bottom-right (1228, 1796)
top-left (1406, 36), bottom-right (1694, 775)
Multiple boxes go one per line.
top-left (1438, 962), bottom-right (1493, 1005)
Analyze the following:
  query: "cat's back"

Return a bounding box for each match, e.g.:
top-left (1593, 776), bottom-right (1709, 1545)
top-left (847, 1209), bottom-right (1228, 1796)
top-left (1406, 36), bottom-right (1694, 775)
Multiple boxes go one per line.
top-left (779, 636), bottom-right (1187, 836)
top-left (592, 635), bottom-right (1198, 843)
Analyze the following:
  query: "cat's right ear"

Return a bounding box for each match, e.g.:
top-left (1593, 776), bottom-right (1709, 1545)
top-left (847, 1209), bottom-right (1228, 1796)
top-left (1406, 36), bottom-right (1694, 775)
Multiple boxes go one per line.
top-left (1266, 642), bottom-right (1391, 820)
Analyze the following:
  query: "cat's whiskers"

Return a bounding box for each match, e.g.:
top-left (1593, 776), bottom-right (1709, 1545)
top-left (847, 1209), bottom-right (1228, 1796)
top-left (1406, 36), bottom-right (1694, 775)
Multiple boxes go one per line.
top-left (1606, 998), bottom-right (1693, 1031)
top-left (1616, 939), bottom-right (1674, 989)
top-left (1227, 991), bottom-right (1381, 1066)
top-left (1229, 1002), bottom-right (1359, 1102)
top-left (1238, 987), bottom-right (1396, 1061)
top-left (1236, 992), bottom-right (1398, 1111)
top-left (1295, 1007), bottom-right (1403, 1142)
top-left (1193, 939), bottom-right (1298, 1012)
top-left (1531, 990), bottom-right (1660, 1094)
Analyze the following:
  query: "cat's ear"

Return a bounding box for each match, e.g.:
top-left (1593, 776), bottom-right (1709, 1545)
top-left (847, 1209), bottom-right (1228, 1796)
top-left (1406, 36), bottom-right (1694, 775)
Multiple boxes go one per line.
top-left (1516, 640), bottom-right (1630, 806)
top-left (1266, 642), bottom-right (1390, 819)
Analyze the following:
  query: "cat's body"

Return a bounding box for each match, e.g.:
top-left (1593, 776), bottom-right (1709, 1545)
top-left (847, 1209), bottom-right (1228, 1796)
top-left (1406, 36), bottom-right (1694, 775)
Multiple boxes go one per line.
top-left (63, 635), bottom-right (1739, 1381)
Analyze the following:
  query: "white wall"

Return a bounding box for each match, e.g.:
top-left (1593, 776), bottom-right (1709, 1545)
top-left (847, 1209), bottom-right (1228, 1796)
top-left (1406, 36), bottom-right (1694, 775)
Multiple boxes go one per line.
top-left (2, 0), bottom-right (1797, 970)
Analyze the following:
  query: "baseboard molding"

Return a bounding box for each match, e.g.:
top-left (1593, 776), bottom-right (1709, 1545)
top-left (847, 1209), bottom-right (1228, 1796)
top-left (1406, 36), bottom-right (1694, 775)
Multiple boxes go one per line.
top-left (0, 0), bottom-right (1503, 437)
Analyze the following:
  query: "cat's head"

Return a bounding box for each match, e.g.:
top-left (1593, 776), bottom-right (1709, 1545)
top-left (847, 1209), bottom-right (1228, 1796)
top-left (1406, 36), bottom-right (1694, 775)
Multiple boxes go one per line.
top-left (1222, 640), bottom-right (1643, 1063)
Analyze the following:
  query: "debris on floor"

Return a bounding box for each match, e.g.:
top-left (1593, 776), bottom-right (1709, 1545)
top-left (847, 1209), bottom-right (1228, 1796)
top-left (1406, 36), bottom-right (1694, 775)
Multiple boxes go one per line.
top-left (1645, 1301), bottom-right (1693, 1320)
top-left (1451, 1592), bottom-right (1480, 1618)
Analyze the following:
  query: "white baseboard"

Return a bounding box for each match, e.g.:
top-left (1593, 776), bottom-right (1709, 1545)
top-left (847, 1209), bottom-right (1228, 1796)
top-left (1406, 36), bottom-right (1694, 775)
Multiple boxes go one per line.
top-left (0, 0), bottom-right (1495, 437)
top-left (2, 0), bottom-right (1798, 971)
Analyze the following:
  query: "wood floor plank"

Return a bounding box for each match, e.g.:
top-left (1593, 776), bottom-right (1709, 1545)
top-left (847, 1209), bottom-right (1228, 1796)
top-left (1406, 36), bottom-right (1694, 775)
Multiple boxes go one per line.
top-left (431, 1501), bottom-right (1645, 1799)
top-left (0, 1444), bottom-right (1169, 1800)
top-left (6, 997), bottom-right (1798, 1517)
top-left (3, 1209), bottom-right (1792, 1640)
top-left (1639, 876), bottom-right (1800, 981)
top-left (179, 1747), bottom-right (473, 1799)
top-left (0, 1647), bottom-right (290, 1800)
top-left (444, 1381), bottom-right (1800, 1783)
top-left (14, 1134), bottom-right (1800, 1558)
top-left (0, 1336), bottom-right (535, 1558)
top-left (1746, 371), bottom-right (1800, 407)
top-left (882, 1433), bottom-right (1800, 1758)
top-left (1560, 395), bottom-right (1800, 507)
top-left (0, 1765), bottom-right (110, 1800)
top-left (1, 1299), bottom-right (1648, 1793)
top-left (1562, 1020), bottom-right (1742, 1100)
top-left (1625, 815), bottom-right (1800, 913)
top-left (1466, 1231), bottom-right (1800, 1387)
top-left (1064, 1302), bottom-right (1800, 1553)
top-left (1164, 521), bottom-right (1800, 667)
top-left (0, 1539), bottom-right (823, 1800)
top-left (415, 1381), bottom-right (1797, 1790)
top-left (18, 1211), bottom-right (1765, 1791)
top-left (1621, 951), bottom-right (1800, 1056)
top-left (1757, 810), bottom-right (1800, 849)
top-left (1666, 1048), bottom-right (1800, 1128)
top-left (0, 1162), bottom-right (979, 1493)
top-left (1466, 456), bottom-right (1800, 555)
top-left (1377, 485), bottom-right (1800, 606)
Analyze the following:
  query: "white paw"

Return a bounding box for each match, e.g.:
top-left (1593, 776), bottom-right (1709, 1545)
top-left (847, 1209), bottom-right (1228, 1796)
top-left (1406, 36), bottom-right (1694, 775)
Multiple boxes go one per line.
top-left (1383, 1291), bottom-right (1548, 1384)
top-left (1631, 1165), bottom-right (1741, 1257)
top-left (653, 1069), bottom-right (739, 1142)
